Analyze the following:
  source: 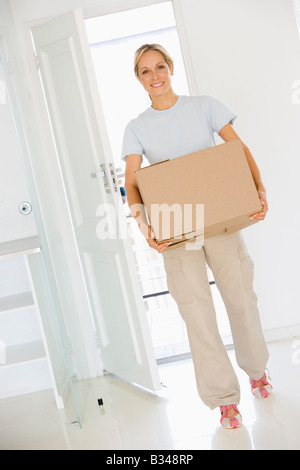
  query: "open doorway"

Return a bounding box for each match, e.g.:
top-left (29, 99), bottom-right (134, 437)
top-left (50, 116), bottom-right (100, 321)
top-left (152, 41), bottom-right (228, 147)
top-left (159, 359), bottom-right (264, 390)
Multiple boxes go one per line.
top-left (85, 2), bottom-right (189, 168)
top-left (85, 2), bottom-right (232, 361)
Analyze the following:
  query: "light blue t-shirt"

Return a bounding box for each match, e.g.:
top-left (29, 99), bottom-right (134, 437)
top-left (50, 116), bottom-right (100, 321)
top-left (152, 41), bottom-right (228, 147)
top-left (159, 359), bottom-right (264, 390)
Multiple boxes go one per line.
top-left (121, 95), bottom-right (236, 165)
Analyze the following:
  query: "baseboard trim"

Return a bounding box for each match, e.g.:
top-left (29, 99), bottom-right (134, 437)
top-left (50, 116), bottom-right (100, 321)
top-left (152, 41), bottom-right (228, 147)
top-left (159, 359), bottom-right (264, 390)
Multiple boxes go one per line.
top-left (263, 323), bottom-right (300, 343)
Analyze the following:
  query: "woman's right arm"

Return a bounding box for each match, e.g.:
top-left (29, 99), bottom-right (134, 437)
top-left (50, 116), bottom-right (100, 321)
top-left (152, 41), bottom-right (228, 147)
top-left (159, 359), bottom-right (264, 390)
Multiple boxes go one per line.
top-left (124, 155), bottom-right (170, 253)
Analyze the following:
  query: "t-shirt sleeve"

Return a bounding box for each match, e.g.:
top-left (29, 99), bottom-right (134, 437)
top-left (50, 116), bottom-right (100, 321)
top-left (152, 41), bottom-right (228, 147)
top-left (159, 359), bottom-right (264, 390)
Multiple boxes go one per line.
top-left (209, 96), bottom-right (237, 134)
top-left (121, 121), bottom-right (144, 161)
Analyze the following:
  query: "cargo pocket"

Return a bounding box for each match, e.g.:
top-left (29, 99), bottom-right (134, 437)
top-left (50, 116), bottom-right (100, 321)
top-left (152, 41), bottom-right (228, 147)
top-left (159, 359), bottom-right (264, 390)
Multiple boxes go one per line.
top-left (163, 256), bottom-right (193, 305)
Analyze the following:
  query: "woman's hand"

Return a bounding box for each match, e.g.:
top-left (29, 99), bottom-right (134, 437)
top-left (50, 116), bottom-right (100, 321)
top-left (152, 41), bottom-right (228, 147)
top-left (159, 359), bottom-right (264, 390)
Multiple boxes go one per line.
top-left (250, 189), bottom-right (268, 221)
top-left (145, 224), bottom-right (171, 253)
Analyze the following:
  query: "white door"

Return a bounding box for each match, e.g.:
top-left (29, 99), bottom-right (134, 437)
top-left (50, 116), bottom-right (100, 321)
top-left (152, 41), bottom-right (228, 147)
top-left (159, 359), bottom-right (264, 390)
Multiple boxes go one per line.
top-left (31, 10), bottom-right (161, 392)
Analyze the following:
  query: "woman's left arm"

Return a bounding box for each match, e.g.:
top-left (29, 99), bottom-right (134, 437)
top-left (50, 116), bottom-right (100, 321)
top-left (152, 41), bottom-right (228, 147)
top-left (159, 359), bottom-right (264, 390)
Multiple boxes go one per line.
top-left (219, 123), bottom-right (268, 221)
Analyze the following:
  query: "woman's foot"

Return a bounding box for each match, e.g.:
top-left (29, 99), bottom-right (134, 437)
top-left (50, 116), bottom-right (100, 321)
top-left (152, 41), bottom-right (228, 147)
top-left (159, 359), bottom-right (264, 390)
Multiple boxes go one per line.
top-left (220, 405), bottom-right (243, 429)
top-left (250, 372), bottom-right (273, 398)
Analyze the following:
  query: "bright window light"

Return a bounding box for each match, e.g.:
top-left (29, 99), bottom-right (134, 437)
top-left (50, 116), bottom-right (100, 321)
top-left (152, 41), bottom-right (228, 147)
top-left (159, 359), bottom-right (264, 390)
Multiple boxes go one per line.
top-left (86, 2), bottom-right (177, 44)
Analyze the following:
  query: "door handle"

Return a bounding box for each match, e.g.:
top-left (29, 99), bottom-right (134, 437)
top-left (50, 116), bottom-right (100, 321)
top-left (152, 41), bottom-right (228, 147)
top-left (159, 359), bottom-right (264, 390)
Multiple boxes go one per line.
top-left (91, 163), bottom-right (119, 194)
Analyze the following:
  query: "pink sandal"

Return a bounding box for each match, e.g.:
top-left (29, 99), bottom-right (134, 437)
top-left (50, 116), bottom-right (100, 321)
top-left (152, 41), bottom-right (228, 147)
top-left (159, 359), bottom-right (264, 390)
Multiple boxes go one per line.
top-left (250, 372), bottom-right (273, 398)
top-left (220, 405), bottom-right (243, 429)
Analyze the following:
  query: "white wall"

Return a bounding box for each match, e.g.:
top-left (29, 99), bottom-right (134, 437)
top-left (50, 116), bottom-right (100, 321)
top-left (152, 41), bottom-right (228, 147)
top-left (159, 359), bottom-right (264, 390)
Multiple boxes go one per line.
top-left (175, 0), bottom-right (300, 336)
top-left (2, 0), bottom-right (300, 343)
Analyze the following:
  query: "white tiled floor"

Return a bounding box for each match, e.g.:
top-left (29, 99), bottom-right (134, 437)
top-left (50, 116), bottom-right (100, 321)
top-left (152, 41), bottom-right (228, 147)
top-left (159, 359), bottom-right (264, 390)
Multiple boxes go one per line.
top-left (0, 337), bottom-right (299, 450)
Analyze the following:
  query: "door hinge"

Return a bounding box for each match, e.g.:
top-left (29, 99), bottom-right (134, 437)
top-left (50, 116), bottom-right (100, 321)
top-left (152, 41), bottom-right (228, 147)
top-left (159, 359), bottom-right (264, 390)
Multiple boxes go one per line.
top-left (34, 53), bottom-right (40, 70)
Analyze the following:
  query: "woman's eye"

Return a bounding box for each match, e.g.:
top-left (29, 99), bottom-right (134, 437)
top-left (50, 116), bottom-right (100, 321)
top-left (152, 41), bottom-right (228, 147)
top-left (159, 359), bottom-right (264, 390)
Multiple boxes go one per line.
top-left (142, 70), bottom-right (149, 74)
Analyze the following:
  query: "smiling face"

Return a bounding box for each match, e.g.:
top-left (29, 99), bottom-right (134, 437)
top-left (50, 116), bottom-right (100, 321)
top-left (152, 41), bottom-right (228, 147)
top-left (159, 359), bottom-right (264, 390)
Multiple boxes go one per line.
top-left (136, 50), bottom-right (174, 98)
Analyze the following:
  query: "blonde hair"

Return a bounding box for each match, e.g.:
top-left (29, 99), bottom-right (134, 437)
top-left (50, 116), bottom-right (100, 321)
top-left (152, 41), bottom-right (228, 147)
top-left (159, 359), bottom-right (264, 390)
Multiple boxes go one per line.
top-left (134, 43), bottom-right (174, 77)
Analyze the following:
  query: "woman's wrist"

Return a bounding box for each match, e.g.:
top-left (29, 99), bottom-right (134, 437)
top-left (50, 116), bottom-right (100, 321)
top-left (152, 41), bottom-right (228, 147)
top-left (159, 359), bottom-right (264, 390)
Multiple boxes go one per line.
top-left (137, 219), bottom-right (151, 239)
top-left (256, 183), bottom-right (266, 195)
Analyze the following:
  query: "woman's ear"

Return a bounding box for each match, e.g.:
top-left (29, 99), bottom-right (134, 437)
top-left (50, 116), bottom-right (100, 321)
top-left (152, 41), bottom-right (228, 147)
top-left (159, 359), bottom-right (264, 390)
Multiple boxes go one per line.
top-left (170, 63), bottom-right (174, 76)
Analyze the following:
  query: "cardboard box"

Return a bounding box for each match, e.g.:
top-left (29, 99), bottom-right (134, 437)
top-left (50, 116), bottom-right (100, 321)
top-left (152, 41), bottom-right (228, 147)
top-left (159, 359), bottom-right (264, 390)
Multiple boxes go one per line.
top-left (135, 140), bottom-right (262, 250)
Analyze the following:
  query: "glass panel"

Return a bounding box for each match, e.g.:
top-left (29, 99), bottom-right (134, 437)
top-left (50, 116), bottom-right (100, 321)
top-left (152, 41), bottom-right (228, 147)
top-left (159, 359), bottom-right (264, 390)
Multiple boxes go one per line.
top-left (26, 253), bottom-right (85, 427)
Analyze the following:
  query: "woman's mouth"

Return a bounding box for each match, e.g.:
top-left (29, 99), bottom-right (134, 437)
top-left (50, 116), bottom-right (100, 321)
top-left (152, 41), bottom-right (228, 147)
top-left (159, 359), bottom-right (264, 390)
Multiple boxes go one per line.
top-left (151, 82), bottom-right (164, 88)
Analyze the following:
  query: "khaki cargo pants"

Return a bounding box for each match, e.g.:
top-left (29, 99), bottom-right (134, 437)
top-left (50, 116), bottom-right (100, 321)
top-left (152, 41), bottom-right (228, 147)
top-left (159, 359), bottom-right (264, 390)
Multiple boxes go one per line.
top-left (162, 231), bottom-right (269, 410)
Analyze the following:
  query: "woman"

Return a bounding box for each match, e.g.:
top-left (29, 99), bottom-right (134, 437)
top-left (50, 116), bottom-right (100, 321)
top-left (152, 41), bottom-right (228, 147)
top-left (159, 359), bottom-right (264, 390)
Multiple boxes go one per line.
top-left (122, 44), bottom-right (272, 429)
